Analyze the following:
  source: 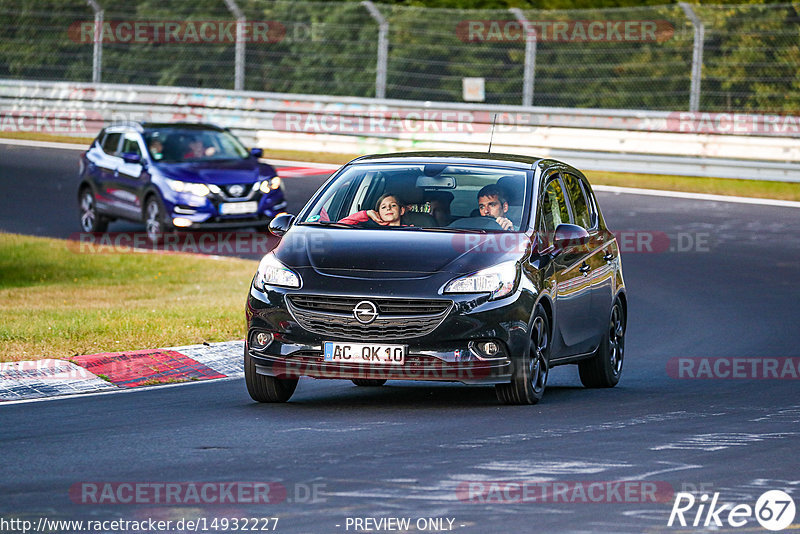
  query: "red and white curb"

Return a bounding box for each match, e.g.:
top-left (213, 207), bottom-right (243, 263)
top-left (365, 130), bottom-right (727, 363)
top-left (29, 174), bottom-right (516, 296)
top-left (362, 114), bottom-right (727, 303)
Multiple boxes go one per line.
top-left (0, 340), bottom-right (243, 402)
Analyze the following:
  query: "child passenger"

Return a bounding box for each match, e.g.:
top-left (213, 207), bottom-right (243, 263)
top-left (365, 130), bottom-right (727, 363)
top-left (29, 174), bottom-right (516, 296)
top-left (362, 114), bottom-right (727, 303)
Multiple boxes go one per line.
top-left (338, 194), bottom-right (409, 227)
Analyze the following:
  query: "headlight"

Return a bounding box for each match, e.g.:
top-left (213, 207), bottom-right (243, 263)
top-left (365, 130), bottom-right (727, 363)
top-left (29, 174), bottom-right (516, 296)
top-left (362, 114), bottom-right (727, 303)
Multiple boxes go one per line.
top-left (254, 253), bottom-right (301, 290)
top-left (259, 177), bottom-right (281, 193)
top-left (165, 179), bottom-right (210, 197)
top-left (444, 261), bottom-right (518, 300)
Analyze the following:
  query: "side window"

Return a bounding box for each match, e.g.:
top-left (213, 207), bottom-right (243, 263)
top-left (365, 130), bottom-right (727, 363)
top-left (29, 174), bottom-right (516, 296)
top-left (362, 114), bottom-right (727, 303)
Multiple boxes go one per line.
top-left (121, 133), bottom-right (142, 156)
top-left (563, 173), bottom-right (592, 230)
top-left (540, 177), bottom-right (571, 234)
top-left (580, 178), bottom-right (599, 228)
top-left (101, 132), bottom-right (122, 155)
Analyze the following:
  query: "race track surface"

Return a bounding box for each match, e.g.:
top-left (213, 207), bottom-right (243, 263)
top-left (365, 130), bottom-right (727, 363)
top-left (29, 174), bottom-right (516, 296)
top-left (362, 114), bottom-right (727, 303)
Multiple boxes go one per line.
top-left (1, 143), bottom-right (798, 533)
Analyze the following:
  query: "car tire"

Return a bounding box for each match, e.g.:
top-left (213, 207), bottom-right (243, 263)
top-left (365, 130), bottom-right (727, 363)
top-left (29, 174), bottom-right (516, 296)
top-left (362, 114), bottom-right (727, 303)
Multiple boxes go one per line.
top-left (495, 303), bottom-right (550, 405)
top-left (579, 297), bottom-right (625, 388)
top-left (244, 347), bottom-right (298, 403)
top-left (79, 188), bottom-right (109, 233)
top-left (144, 196), bottom-right (170, 244)
top-left (352, 379), bottom-right (387, 387)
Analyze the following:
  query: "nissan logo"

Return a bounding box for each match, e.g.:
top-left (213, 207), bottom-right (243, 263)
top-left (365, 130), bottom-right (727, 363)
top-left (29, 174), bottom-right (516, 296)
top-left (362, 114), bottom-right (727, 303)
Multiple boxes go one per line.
top-left (353, 300), bottom-right (378, 325)
top-left (229, 184), bottom-right (245, 197)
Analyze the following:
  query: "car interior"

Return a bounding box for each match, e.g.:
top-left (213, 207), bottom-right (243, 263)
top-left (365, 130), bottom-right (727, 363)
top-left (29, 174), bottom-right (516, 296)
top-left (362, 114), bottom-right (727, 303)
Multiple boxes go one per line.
top-left (307, 165), bottom-right (529, 231)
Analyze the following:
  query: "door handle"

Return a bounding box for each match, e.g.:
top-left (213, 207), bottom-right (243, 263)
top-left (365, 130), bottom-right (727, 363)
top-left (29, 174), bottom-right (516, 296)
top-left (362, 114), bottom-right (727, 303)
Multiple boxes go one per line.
top-left (579, 262), bottom-right (591, 274)
top-left (603, 252), bottom-right (614, 262)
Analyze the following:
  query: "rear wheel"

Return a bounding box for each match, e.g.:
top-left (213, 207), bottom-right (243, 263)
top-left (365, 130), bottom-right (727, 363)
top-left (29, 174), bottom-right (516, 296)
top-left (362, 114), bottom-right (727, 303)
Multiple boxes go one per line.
top-left (79, 189), bottom-right (109, 233)
top-left (352, 379), bottom-right (387, 387)
top-left (579, 298), bottom-right (625, 388)
top-left (495, 304), bottom-right (549, 405)
top-left (244, 348), bottom-right (298, 403)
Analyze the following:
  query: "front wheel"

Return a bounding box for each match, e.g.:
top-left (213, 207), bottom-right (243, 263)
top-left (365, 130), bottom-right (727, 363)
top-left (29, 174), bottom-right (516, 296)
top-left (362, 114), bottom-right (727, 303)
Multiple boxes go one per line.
top-left (579, 298), bottom-right (625, 388)
top-left (144, 197), bottom-right (170, 244)
top-left (244, 349), bottom-right (298, 402)
top-left (495, 304), bottom-right (550, 405)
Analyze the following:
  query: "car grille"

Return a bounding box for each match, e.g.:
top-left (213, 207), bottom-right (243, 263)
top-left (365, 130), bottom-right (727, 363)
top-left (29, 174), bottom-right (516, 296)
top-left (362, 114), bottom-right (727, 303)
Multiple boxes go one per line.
top-left (223, 184), bottom-right (254, 198)
top-left (286, 295), bottom-right (452, 341)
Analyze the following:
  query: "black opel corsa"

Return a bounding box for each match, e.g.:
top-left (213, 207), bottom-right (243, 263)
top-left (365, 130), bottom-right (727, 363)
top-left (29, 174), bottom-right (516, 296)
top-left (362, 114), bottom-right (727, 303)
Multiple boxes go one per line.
top-left (245, 152), bottom-right (627, 405)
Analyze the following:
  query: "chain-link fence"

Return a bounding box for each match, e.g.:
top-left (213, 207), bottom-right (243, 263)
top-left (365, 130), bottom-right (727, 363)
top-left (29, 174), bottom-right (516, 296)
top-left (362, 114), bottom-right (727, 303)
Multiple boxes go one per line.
top-left (1, 0), bottom-right (798, 112)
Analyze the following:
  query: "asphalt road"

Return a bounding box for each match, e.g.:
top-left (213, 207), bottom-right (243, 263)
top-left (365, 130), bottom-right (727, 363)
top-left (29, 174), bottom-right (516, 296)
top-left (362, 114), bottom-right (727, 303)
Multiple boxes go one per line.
top-left (1, 142), bottom-right (799, 533)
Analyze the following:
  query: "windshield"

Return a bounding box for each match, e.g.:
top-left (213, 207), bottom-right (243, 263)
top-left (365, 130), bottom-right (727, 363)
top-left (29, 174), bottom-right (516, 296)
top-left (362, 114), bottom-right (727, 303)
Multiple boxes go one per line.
top-left (298, 163), bottom-right (529, 232)
top-left (143, 128), bottom-right (249, 162)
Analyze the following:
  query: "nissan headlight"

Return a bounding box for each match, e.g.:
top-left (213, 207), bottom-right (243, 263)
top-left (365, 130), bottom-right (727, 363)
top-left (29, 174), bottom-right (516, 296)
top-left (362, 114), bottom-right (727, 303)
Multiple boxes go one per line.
top-left (444, 261), bottom-right (518, 300)
top-left (259, 177), bottom-right (281, 193)
top-left (254, 254), bottom-right (301, 290)
top-left (165, 178), bottom-right (210, 197)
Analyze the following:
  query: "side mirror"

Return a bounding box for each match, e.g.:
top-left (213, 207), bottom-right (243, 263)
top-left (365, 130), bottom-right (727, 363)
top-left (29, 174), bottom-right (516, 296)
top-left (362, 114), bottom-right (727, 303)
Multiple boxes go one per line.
top-left (121, 152), bottom-right (142, 165)
top-left (553, 223), bottom-right (590, 250)
top-left (268, 213), bottom-right (295, 237)
top-left (250, 147), bottom-right (264, 158)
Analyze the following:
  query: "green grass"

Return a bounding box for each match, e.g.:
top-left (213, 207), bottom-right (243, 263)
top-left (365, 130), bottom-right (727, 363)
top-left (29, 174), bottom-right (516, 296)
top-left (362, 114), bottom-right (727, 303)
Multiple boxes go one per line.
top-left (4, 131), bottom-right (799, 200)
top-left (0, 232), bottom-right (257, 362)
top-left (258, 148), bottom-right (800, 202)
top-left (0, 131), bottom-right (94, 145)
top-left (585, 170), bottom-right (800, 202)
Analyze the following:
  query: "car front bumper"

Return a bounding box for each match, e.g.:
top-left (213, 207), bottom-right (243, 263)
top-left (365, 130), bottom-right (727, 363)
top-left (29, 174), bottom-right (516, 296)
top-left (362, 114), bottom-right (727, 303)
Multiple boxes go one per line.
top-left (246, 284), bottom-right (536, 385)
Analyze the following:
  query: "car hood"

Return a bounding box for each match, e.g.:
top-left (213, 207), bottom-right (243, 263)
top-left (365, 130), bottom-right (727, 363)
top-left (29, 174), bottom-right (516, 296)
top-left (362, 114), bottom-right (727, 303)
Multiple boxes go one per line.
top-left (154, 158), bottom-right (269, 184)
top-left (273, 225), bottom-right (528, 280)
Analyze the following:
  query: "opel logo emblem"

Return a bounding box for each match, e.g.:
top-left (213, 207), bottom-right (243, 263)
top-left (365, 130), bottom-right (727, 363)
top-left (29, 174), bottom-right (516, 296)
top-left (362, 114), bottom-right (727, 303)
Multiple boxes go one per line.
top-left (229, 184), bottom-right (245, 197)
top-left (353, 300), bottom-right (378, 325)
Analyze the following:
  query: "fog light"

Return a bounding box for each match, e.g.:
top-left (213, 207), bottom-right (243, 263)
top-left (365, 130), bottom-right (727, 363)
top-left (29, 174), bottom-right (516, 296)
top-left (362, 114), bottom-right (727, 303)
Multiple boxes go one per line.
top-left (172, 217), bottom-right (193, 227)
top-left (252, 331), bottom-right (273, 349)
top-left (480, 341), bottom-right (499, 356)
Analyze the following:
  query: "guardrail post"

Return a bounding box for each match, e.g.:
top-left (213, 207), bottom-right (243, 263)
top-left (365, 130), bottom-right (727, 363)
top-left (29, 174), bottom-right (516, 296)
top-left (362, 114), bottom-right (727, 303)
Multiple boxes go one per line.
top-left (679, 2), bottom-right (704, 112)
top-left (223, 0), bottom-right (246, 91)
top-left (86, 0), bottom-right (103, 84)
top-left (510, 8), bottom-right (537, 107)
top-left (362, 1), bottom-right (388, 99)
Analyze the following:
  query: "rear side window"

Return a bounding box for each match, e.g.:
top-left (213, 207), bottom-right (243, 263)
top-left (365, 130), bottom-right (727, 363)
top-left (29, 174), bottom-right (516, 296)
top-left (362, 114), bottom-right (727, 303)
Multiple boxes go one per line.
top-left (563, 173), bottom-right (592, 229)
top-left (121, 134), bottom-right (141, 156)
top-left (101, 133), bottom-right (121, 155)
top-left (540, 177), bottom-right (571, 234)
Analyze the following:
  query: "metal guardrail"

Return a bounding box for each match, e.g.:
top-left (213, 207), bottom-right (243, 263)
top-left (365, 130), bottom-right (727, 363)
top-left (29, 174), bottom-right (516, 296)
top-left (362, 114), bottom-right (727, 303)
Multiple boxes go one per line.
top-left (1, 79), bottom-right (798, 181)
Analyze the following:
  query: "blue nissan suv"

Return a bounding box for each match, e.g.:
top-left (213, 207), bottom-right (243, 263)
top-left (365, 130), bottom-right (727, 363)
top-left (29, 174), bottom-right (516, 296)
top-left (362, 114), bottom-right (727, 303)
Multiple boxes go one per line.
top-left (78, 122), bottom-right (286, 241)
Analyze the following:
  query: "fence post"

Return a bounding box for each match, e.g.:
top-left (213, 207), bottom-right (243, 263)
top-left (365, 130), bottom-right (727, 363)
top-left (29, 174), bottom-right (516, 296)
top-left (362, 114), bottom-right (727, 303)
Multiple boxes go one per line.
top-left (223, 0), bottom-right (246, 91)
top-left (362, 1), bottom-right (388, 99)
top-left (86, 0), bottom-right (103, 84)
top-left (509, 8), bottom-right (537, 107)
top-left (679, 2), bottom-right (704, 112)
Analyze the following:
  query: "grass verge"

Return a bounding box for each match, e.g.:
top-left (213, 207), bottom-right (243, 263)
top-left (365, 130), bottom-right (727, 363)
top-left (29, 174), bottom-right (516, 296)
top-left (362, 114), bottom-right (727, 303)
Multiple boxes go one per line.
top-left (259, 148), bottom-right (800, 202)
top-left (0, 131), bottom-right (94, 145)
top-left (0, 232), bottom-right (257, 362)
top-left (3, 132), bottom-right (799, 201)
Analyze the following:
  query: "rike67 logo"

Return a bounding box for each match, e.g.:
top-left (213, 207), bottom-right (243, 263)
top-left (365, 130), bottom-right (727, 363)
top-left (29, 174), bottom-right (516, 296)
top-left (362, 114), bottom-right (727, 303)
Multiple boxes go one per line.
top-left (668, 490), bottom-right (795, 531)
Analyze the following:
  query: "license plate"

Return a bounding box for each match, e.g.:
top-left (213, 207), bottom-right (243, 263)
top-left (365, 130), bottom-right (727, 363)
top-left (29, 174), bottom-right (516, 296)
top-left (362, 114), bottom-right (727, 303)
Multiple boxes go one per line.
top-left (220, 201), bottom-right (258, 215)
top-left (323, 342), bottom-right (406, 365)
